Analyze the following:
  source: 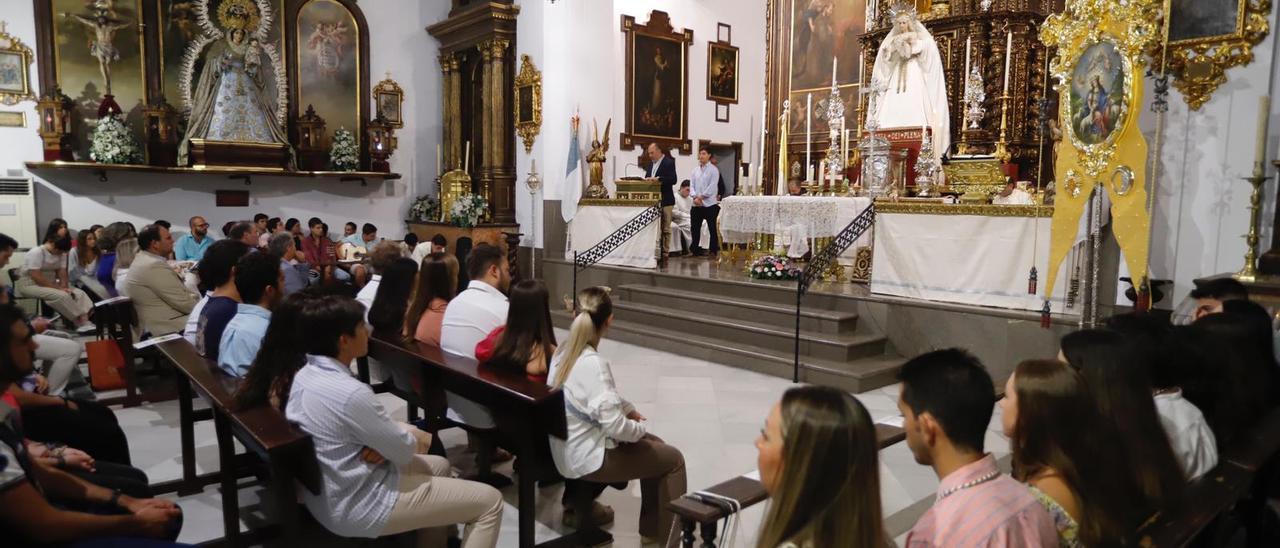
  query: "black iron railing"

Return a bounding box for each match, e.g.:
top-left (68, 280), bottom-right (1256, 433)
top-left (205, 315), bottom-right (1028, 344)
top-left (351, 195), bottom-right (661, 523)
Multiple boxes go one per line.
top-left (793, 205), bottom-right (876, 382)
top-left (572, 203), bottom-right (663, 305)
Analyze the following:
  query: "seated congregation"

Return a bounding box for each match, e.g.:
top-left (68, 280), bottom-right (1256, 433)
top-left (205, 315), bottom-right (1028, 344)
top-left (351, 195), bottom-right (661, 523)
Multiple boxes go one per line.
top-left (0, 215), bottom-right (1277, 547)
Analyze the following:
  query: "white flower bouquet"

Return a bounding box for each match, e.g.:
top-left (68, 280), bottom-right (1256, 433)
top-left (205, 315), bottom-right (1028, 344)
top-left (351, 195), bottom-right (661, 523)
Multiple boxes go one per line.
top-left (409, 194), bottom-right (439, 222)
top-left (89, 114), bottom-right (142, 165)
top-left (330, 127), bottom-right (360, 171)
top-left (450, 194), bottom-right (488, 228)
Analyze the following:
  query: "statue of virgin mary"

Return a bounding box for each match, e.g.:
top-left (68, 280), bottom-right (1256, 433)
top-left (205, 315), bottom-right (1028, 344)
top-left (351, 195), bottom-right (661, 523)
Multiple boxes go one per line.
top-left (870, 3), bottom-right (950, 162)
top-left (178, 0), bottom-right (292, 167)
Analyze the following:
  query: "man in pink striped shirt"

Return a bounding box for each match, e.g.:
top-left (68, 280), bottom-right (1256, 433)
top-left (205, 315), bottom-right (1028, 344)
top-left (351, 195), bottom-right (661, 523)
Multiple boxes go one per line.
top-left (898, 349), bottom-right (1059, 547)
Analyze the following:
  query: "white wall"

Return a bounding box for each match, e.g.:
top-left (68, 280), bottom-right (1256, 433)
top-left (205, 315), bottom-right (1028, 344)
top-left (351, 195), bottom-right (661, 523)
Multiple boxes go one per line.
top-left (516, 0), bottom-right (769, 249)
top-left (1136, 3), bottom-right (1280, 306)
top-left (0, 0), bottom-right (449, 239)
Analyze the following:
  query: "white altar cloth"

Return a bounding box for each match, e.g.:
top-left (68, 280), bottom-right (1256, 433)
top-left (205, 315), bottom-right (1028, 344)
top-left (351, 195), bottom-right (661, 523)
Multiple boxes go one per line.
top-left (568, 204), bottom-right (659, 269)
top-left (871, 211), bottom-right (1070, 312)
top-left (719, 196), bottom-right (874, 257)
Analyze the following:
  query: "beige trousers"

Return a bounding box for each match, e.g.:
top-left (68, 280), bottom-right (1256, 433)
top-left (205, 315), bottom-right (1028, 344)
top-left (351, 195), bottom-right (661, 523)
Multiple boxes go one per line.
top-left (582, 433), bottom-right (686, 539)
top-left (15, 276), bottom-right (92, 320)
top-left (380, 454), bottom-right (504, 548)
top-left (656, 206), bottom-right (673, 260)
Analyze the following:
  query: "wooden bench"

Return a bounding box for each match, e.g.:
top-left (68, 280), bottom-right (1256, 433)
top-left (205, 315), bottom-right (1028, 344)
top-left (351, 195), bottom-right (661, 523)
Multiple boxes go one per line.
top-left (668, 423), bottom-right (906, 547)
top-left (155, 338), bottom-right (320, 546)
top-left (369, 336), bottom-right (605, 548)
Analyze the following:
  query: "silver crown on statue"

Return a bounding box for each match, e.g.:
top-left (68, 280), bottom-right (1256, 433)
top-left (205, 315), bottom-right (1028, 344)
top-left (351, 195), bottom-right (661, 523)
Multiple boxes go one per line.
top-left (888, 2), bottom-right (918, 21)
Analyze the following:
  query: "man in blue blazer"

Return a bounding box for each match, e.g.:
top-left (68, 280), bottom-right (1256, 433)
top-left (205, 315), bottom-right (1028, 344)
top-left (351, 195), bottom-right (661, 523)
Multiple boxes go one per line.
top-left (645, 143), bottom-right (678, 267)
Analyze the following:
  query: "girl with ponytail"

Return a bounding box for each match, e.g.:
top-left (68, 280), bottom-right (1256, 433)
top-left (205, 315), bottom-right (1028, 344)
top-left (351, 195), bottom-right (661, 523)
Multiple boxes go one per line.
top-left (547, 287), bottom-right (686, 542)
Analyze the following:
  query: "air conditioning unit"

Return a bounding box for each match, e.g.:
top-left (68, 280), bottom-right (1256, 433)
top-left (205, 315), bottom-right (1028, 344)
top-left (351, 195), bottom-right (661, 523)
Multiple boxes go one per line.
top-left (0, 177), bottom-right (38, 249)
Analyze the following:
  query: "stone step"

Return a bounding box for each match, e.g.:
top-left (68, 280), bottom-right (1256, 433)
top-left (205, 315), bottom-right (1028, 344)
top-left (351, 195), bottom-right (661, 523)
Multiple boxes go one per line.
top-left (609, 300), bottom-right (884, 362)
top-left (552, 309), bottom-right (902, 393)
top-left (639, 267), bottom-right (855, 309)
top-left (615, 283), bottom-right (860, 336)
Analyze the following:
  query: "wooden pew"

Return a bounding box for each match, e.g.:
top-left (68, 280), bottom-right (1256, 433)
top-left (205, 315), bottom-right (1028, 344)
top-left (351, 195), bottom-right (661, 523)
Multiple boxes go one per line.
top-left (155, 338), bottom-right (320, 546)
top-left (369, 336), bottom-right (605, 548)
top-left (667, 423), bottom-right (905, 547)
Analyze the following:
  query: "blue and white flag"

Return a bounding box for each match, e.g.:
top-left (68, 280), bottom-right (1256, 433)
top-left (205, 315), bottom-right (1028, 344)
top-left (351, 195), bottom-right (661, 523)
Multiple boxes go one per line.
top-left (563, 115), bottom-right (585, 222)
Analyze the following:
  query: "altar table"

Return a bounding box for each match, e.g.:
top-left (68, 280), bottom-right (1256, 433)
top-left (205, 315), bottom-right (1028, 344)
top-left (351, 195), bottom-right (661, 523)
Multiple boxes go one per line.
top-left (870, 203), bottom-right (1070, 312)
top-left (719, 196), bottom-right (874, 258)
top-left (568, 202), bottom-right (660, 269)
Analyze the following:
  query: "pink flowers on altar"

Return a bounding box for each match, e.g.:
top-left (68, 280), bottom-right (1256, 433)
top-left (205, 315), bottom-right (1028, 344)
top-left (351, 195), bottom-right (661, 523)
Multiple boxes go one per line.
top-left (748, 254), bottom-right (802, 281)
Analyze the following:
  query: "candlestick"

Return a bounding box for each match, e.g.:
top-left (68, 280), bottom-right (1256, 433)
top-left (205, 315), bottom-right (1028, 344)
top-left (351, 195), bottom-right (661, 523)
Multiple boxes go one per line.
top-left (759, 99), bottom-right (767, 193)
top-left (1003, 31), bottom-right (1013, 95)
top-left (994, 94), bottom-right (1012, 163)
top-left (806, 93), bottom-right (813, 180)
top-left (1253, 95), bottom-right (1270, 177)
top-left (464, 141), bottom-right (471, 174)
top-left (1237, 173), bottom-right (1271, 282)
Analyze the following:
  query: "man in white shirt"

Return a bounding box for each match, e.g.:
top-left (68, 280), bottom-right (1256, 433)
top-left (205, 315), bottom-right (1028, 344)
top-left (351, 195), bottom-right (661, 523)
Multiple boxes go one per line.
top-left (286, 294), bottom-right (502, 546)
top-left (440, 243), bottom-right (510, 431)
top-left (689, 147), bottom-right (721, 257)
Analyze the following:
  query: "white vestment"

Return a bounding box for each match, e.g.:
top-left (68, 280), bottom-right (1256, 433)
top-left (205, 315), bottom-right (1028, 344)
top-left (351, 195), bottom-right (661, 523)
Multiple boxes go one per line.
top-left (872, 18), bottom-right (950, 162)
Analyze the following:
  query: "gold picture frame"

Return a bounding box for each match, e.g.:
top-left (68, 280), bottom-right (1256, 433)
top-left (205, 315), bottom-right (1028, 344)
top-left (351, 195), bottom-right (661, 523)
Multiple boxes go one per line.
top-left (513, 54), bottom-right (541, 153)
top-left (1160, 0), bottom-right (1271, 111)
top-left (373, 73), bottom-right (404, 129)
top-left (0, 22), bottom-right (35, 106)
top-left (707, 41), bottom-right (738, 104)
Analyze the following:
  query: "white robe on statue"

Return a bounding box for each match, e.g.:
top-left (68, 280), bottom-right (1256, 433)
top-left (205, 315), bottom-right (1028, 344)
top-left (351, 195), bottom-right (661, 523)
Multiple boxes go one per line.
top-left (872, 17), bottom-right (950, 162)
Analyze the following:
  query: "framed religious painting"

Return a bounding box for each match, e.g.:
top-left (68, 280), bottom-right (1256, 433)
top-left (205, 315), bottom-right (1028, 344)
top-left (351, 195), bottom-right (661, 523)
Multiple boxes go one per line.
top-left (707, 41), bottom-right (738, 104)
top-left (46, 0), bottom-right (150, 152)
top-left (0, 23), bottom-right (35, 106)
top-left (620, 10), bottom-right (692, 154)
top-left (513, 54), bottom-right (542, 153)
top-left (1066, 40), bottom-right (1128, 148)
top-left (373, 74), bottom-right (403, 128)
top-left (1162, 0), bottom-right (1270, 110)
top-left (293, 0), bottom-right (368, 152)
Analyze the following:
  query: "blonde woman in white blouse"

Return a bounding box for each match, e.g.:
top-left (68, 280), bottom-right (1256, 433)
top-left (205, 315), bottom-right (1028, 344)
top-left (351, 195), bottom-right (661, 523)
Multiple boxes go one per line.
top-left (547, 286), bottom-right (686, 543)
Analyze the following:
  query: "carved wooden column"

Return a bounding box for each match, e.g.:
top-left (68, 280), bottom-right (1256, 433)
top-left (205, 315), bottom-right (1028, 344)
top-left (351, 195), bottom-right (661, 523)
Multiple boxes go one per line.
top-left (439, 53), bottom-right (457, 170)
top-left (488, 39), bottom-right (514, 224)
top-left (478, 40), bottom-right (497, 213)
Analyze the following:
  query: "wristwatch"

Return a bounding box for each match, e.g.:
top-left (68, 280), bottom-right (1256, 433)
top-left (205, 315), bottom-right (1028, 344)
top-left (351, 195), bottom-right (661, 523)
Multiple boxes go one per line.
top-left (108, 489), bottom-right (123, 508)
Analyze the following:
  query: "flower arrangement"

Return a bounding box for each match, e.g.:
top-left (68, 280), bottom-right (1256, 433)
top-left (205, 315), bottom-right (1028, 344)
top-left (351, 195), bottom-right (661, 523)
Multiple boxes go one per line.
top-left (330, 127), bottom-right (359, 171)
top-left (748, 254), bottom-right (802, 280)
top-left (89, 114), bottom-right (142, 165)
top-left (408, 194), bottom-right (439, 222)
top-left (450, 194), bottom-right (488, 228)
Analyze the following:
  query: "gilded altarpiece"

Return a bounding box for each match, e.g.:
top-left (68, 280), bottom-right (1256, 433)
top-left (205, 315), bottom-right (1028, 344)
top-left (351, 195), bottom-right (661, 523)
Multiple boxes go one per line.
top-left (763, 0), bottom-right (1064, 194)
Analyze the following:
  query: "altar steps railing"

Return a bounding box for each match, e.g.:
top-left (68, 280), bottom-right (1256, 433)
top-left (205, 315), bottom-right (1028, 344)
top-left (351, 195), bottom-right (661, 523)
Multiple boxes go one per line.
top-left (572, 202), bottom-right (662, 307)
top-left (795, 205), bottom-right (877, 382)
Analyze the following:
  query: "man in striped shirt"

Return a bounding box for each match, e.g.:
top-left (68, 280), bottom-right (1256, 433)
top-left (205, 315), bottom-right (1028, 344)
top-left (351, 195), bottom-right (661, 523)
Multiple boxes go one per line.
top-left (898, 349), bottom-right (1058, 547)
top-left (286, 294), bottom-right (503, 546)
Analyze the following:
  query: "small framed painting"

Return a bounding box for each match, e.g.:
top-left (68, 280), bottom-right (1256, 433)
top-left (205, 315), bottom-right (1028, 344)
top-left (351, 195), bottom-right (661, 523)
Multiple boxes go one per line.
top-left (715, 102), bottom-right (730, 123)
top-left (707, 42), bottom-right (739, 104)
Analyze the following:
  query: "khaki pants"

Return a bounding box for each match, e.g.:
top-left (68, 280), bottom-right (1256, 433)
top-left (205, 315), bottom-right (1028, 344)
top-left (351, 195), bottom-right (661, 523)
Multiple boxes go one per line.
top-left (656, 206), bottom-right (673, 261)
top-left (582, 434), bottom-right (686, 539)
top-left (380, 454), bottom-right (504, 548)
top-left (15, 276), bottom-right (92, 320)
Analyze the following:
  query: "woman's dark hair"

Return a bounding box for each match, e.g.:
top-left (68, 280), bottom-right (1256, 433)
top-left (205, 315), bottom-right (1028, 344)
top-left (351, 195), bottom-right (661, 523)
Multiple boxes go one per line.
top-left (1061, 329), bottom-right (1184, 500)
top-left (221, 221), bottom-right (236, 238)
top-left (42, 218), bottom-right (67, 244)
top-left (235, 291), bottom-right (314, 411)
top-left (404, 252), bottom-right (459, 341)
top-left (266, 217), bottom-right (282, 232)
top-left (0, 303), bottom-right (30, 381)
top-left (52, 234), bottom-right (72, 252)
top-left (756, 385), bottom-right (884, 548)
top-left (196, 240), bottom-right (251, 293)
top-left (1181, 302), bottom-right (1279, 446)
top-left (367, 258), bottom-right (418, 338)
top-left (97, 222), bottom-right (134, 253)
top-left (75, 229), bottom-right (98, 268)
top-left (1103, 312), bottom-right (1188, 389)
top-left (487, 279), bottom-right (556, 373)
top-left (454, 237), bottom-right (474, 290)
top-left (404, 233), bottom-right (419, 248)
top-left (285, 218), bottom-right (300, 232)
top-left (1010, 359), bottom-right (1146, 546)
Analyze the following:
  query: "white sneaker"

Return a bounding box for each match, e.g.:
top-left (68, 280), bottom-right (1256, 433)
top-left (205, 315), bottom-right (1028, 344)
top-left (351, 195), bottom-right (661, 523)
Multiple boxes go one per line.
top-left (75, 323), bottom-right (97, 334)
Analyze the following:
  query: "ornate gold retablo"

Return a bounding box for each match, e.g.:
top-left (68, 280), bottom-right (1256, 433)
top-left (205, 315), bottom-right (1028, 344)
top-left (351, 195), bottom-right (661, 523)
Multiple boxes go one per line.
top-left (614, 178), bottom-right (661, 201)
top-left (942, 156), bottom-right (1005, 203)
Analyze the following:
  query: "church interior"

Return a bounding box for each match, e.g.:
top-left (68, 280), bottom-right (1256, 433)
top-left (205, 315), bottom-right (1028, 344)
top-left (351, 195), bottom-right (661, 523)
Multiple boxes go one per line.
top-left (1, 0), bottom-right (1280, 546)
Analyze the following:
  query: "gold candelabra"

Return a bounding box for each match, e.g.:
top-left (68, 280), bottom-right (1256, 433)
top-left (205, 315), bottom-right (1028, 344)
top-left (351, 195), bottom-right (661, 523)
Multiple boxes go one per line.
top-left (1235, 172), bottom-right (1271, 282)
top-left (993, 94), bottom-right (1012, 164)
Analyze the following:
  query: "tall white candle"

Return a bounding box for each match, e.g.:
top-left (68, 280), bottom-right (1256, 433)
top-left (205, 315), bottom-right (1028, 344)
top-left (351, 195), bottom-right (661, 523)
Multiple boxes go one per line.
top-left (964, 36), bottom-right (972, 83)
top-left (831, 56), bottom-right (838, 87)
top-left (759, 98), bottom-right (767, 190)
top-left (1003, 31), bottom-right (1013, 95)
top-left (464, 141), bottom-right (471, 174)
top-left (1254, 95), bottom-right (1270, 177)
top-left (806, 92), bottom-right (813, 180)
top-left (436, 143), bottom-right (442, 176)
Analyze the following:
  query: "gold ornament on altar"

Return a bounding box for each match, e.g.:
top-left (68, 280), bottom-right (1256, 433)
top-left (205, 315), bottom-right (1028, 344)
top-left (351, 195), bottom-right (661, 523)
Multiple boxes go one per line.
top-left (439, 169), bottom-right (472, 224)
top-left (1040, 0), bottom-right (1162, 310)
top-left (217, 0), bottom-right (261, 32)
top-left (584, 118), bottom-right (611, 199)
top-left (1157, 0), bottom-right (1271, 111)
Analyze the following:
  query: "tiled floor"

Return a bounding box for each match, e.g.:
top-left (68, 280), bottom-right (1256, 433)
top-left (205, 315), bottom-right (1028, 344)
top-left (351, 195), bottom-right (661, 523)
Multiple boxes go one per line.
top-left (110, 332), bottom-right (1010, 547)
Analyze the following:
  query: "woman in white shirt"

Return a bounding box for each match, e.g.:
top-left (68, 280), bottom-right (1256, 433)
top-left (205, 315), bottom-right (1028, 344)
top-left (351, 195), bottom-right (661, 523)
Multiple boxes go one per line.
top-left (547, 286), bottom-right (686, 542)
